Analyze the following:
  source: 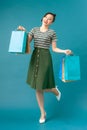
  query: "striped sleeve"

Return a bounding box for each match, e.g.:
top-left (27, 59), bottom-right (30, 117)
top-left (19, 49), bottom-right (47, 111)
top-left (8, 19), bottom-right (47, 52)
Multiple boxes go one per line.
top-left (51, 31), bottom-right (57, 42)
top-left (28, 28), bottom-right (35, 38)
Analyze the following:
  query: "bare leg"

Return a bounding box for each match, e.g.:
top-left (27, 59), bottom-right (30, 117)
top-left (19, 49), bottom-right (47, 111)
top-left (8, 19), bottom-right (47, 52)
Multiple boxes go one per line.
top-left (36, 90), bottom-right (46, 120)
top-left (44, 88), bottom-right (59, 96)
top-left (44, 87), bottom-right (61, 101)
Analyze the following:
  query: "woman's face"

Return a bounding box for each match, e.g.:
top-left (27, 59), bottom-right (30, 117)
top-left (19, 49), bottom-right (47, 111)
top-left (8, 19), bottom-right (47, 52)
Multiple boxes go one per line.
top-left (42, 14), bottom-right (54, 26)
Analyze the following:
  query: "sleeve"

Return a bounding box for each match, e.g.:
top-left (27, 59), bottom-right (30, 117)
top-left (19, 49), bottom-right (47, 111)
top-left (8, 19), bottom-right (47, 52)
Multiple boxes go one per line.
top-left (28, 28), bottom-right (35, 38)
top-left (51, 31), bottom-right (57, 42)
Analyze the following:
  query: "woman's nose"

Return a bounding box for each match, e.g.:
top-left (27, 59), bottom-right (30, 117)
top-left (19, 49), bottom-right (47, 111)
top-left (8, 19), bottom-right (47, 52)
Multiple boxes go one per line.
top-left (45, 18), bottom-right (48, 21)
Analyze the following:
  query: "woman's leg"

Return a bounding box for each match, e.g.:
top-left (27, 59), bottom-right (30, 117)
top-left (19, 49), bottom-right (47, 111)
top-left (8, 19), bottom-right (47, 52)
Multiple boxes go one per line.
top-left (36, 90), bottom-right (46, 120)
top-left (44, 88), bottom-right (59, 96)
top-left (44, 87), bottom-right (61, 101)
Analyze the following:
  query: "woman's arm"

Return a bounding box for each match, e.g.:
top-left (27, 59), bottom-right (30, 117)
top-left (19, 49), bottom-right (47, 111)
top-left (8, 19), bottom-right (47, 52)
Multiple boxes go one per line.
top-left (17, 26), bottom-right (33, 53)
top-left (17, 26), bottom-right (33, 42)
top-left (52, 41), bottom-right (72, 55)
top-left (26, 34), bottom-right (33, 53)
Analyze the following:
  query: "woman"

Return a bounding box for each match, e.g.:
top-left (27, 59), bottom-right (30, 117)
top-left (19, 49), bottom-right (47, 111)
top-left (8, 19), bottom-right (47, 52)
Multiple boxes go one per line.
top-left (18, 12), bottom-right (72, 123)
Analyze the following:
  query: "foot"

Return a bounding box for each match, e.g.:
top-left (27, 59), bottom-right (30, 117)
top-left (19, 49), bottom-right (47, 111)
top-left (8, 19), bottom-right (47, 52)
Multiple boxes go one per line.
top-left (55, 86), bottom-right (61, 101)
top-left (39, 112), bottom-right (46, 124)
top-left (52, 86), bottom-right (61, 101)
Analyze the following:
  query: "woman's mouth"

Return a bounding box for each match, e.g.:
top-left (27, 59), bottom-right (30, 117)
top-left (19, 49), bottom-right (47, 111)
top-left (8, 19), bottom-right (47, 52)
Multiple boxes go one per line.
top-left (44, 21), bottom-right (48, 24)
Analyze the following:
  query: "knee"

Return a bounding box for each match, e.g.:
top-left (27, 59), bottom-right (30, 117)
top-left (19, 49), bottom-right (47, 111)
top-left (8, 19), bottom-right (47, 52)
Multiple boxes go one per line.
top-left (36, 89), bottom-right (43, 94)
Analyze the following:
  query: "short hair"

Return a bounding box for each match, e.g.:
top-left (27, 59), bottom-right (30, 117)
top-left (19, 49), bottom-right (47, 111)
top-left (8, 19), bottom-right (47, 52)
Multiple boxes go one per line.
top-left (41, 12), bottom-right (56, 22)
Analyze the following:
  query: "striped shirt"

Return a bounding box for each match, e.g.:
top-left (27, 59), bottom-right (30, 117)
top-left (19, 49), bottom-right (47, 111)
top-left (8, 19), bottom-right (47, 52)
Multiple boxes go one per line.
top-left (29, 27), bottom-right (57, 49)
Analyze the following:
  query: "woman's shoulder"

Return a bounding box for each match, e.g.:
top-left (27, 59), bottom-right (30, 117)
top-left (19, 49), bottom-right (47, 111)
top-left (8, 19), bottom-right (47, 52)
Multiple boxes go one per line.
top-left (31, 27), bottom-right (39, 31)
top-left (48, 28), bottom-right (56, 34)
top-left (49, 28), bottom-right (55, 32)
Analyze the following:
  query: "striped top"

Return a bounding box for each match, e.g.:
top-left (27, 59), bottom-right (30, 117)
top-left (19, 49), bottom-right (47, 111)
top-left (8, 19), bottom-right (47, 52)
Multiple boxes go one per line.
top-left (29, 27), bottom-right (57, 49)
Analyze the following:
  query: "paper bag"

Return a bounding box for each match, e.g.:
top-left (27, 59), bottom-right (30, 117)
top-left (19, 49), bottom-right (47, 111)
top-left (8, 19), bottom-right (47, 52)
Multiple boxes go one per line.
top-left (59, 55), bottom-right (80, 82)
top-left (8, 31), bottom-right (30, 54)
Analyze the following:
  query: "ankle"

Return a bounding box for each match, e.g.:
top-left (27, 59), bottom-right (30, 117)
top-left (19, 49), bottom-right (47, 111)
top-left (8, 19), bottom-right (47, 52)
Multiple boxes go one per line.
top-left (41, 111), bottom-right (46, 116)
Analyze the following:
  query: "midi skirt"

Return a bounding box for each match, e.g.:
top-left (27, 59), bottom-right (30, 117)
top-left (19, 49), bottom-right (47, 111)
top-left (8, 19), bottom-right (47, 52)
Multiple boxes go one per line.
top-left (26, 47), bottom-right (55, 90)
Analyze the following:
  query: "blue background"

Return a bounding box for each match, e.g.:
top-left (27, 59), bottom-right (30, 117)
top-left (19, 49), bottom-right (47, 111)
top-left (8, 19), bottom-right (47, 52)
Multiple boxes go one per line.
top-left (0, 0), bottom-right (87, 129)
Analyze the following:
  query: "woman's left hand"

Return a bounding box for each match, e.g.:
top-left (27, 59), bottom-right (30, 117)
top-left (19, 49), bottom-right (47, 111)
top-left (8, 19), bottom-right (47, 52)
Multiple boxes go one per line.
top-left (65, 49), bottom-right (73, 55)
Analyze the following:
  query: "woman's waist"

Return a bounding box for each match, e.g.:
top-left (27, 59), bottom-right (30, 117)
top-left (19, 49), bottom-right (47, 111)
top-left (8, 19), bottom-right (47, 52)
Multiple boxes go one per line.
top-left (33, 47), bottom-right (51, 54)
top-left (34, 47), bottom-right (50, 51)
top-left (34, 43), bottom-right (50, 49)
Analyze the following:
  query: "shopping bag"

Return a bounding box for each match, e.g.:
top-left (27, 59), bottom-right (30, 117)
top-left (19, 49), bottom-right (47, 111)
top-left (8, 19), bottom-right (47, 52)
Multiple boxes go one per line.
top-left (59, 57), bottom-right (64, 80)
top-left (59, 55), bottom-right (81, 82)
top-left (8, 31), bottom-right (30, 54)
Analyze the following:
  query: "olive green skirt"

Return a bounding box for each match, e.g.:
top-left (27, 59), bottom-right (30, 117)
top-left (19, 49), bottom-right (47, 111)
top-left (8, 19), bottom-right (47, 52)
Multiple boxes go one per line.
top-left (26, 47), bottom-right (55, 90)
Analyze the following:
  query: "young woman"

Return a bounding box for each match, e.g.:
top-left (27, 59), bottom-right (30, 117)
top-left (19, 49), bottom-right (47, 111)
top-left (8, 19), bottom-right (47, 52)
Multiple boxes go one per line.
top-left (18, 12), bottom-right (72, 123)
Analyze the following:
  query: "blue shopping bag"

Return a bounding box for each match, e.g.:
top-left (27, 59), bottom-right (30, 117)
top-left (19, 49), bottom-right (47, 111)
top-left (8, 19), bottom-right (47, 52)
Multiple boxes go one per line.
top-left (59, 55), bottom-right (81, 82)
top-left (59, 56), bottom-right (64, 80)
top-left (8, 31), bottom-right (28, 53)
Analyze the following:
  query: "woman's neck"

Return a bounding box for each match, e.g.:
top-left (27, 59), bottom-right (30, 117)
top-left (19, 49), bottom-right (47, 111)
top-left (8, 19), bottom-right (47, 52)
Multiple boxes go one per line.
top-left (40, 25), bottom-right (49, 32)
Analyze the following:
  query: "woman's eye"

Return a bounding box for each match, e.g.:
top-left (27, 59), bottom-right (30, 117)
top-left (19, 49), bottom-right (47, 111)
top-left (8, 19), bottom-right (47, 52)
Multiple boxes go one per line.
top-left (48, 18), bottom-right (52, 21)
top-left (45, 17), bottom-right (51, 20)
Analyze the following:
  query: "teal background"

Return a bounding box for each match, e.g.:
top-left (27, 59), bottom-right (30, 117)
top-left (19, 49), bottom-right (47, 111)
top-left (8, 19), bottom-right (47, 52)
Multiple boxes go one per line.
top-left (0, 0), bottom-right (87, 129)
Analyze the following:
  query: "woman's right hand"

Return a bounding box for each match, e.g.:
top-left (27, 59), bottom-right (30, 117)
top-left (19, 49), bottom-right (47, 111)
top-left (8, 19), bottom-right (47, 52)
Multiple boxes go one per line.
top-left (65, 49), bottom-right (73, 55)
top-left (17, 25), bottom-right (26, 31)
